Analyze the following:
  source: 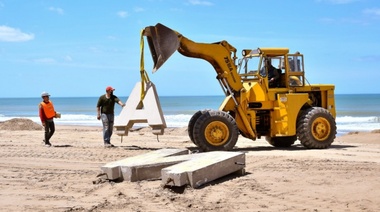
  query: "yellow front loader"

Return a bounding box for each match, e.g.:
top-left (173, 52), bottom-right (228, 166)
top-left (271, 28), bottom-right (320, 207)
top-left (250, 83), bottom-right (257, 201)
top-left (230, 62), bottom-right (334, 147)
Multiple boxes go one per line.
top-left (141, 23), bottom-right (336, 152)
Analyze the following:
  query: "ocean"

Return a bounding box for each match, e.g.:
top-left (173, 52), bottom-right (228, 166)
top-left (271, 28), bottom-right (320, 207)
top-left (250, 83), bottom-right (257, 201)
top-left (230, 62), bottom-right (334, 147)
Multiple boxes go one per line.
top-left (1, 94), bottom-right (379, 136)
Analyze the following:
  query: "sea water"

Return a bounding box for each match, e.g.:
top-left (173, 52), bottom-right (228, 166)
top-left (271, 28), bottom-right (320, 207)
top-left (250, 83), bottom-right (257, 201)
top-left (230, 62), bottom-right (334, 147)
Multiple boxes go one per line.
top-left (0, 96), bottom-right (223, 128)
top-left (0, 94), bottom-right (379, 136)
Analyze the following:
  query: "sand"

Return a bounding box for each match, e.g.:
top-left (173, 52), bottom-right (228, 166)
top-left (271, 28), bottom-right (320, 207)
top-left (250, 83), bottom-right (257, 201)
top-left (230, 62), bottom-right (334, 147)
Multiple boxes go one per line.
top-left (0, 118), bottom-right (379, 212)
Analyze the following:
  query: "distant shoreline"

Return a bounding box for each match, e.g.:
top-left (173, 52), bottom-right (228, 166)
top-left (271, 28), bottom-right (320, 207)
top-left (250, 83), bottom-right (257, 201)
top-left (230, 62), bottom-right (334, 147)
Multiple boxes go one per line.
top-left (1, 93), bottom-right (380, 99)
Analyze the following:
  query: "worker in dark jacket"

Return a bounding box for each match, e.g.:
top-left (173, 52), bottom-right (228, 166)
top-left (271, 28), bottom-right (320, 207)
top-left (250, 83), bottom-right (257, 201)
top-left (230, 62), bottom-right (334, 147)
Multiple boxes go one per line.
top-left (96, 86), bottom-right (125, 148)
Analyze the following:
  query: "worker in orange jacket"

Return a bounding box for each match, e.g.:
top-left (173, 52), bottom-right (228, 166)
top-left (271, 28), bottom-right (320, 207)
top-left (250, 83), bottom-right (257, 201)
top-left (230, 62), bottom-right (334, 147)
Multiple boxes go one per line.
top-left (39, 91), bottom-right (59, 147)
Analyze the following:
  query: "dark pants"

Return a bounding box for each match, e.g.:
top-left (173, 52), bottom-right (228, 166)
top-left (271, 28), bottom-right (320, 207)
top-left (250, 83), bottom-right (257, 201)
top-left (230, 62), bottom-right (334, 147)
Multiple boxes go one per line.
top-left (101, 113), bottom-right (114, 144)
top-left (44, 119), bottom-right (55, 144)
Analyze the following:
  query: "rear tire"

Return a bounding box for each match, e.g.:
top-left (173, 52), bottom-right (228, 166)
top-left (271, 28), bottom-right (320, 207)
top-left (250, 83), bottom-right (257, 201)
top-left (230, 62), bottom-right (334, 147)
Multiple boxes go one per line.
top-left (266, 135), bottom-right (297, 147)
top-left (193, 110), bottom-right (238, 152)
top-left (297, 107), bottom-right (336, 149)
top-left (188, 110), bottom-right (210, 146)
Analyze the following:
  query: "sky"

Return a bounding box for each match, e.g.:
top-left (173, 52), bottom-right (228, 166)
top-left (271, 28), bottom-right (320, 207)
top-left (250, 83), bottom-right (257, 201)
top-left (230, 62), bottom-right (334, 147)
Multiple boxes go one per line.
top-left (0, 0), bottom-right (379, 98)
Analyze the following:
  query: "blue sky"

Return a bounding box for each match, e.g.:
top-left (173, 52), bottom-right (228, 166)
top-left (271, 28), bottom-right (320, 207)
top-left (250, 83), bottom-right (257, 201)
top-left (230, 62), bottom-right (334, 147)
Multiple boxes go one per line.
top-left (0, 0), bottom-right (379, 98)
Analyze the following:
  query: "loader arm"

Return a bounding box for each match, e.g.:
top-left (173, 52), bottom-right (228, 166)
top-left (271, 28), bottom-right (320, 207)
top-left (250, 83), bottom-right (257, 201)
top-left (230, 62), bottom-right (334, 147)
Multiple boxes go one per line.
top-left (143, 23), bottom-right (243, 93)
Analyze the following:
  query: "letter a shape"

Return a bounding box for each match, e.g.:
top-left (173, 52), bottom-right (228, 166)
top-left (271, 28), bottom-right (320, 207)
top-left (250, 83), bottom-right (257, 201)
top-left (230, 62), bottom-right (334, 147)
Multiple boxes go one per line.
top-left (114, 81), bottom-right (166, 136)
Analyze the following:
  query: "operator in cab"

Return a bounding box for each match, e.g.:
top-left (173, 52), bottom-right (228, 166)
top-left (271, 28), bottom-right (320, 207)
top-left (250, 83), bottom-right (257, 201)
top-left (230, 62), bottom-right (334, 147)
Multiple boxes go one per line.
top-left (261, 58), bottom-right (280, 88)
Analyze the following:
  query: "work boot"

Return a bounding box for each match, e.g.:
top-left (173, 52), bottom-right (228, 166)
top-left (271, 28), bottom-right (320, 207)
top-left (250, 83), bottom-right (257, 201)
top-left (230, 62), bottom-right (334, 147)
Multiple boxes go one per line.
top-left (104, 143), bottom-right (115, 148)
top-left (44, 140), bottom-right (52, 147)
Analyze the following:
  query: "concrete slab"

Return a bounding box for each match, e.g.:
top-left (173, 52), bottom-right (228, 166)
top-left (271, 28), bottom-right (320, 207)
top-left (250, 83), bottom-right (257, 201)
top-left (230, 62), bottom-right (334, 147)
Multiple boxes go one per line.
top-left (101, 148), bottom-right (188, 180)
top-left (161, 151), bottom-right (245, 188)
top-left (100, 149), bottom-right (246, 188)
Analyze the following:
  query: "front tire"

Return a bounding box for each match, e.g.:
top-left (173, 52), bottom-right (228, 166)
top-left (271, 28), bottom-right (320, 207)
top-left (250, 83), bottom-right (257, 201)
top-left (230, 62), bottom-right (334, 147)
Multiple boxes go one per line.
top-left (193, 110), bottom-right (238, 152)
top-left (297, 107), bottom-right (336, 149)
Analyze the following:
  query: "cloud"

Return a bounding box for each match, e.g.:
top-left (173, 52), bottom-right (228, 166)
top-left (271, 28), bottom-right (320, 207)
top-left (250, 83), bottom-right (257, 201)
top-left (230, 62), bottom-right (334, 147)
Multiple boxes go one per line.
top-left (319, 17), bottom-right (369, 25)
top-left (117, 11), bottom-right (128, 18)
top-left (319, 7), bottom-right (380, 25)
top-left (63, 55), bottom-right (73, 62)
top-left (48, 7), bottom-right (64, 15)
top-left (187, 0), bottom-right (213, 6)
top-left (89, 46), bottom-right (101, 53)
top-left (363, 8), bottom-right (380, 18)
top-left (33, 58), bottom-right (56, 64)
top-left (0, 26), bottom-right (34, 42)
top-left (354, 55), bottom-right (380, 62)
top-left (315, 0), bottom-right (360, 4)
top-left (134, 7), bottom-right (145, 12)
top-left (107, 35), bottom-right (117, 40)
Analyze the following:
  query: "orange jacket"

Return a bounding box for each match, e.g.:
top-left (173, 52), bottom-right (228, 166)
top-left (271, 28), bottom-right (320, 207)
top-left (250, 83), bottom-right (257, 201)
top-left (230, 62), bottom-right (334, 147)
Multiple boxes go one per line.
top-left (39, 101), bottom-right (56, 123)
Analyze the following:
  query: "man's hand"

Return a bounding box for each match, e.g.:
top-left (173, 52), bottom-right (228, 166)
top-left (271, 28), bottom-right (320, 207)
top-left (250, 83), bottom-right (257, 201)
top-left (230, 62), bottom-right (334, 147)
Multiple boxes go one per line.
top-left (97, 114), bottom-right (101, 120)
top-left (119, 101), bottom-right (125, 107)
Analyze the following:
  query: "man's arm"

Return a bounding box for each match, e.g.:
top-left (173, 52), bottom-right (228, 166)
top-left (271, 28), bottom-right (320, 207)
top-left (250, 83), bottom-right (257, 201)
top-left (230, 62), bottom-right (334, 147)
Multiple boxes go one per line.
top-left (117, 100), bottom-right (125, 107)
top-left (96, 96), bottom-right (103, 120)
top-left (274, 68), bottom-right (280, 80)
top-left (39, 104), bottom-right (46, 126)
top-left (97, 106), bottom-right (101, 120)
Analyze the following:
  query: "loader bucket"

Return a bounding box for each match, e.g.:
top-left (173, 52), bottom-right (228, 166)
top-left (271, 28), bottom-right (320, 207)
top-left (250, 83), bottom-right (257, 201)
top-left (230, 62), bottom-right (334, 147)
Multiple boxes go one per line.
top-left (144, 23), bottom-right (180, 72)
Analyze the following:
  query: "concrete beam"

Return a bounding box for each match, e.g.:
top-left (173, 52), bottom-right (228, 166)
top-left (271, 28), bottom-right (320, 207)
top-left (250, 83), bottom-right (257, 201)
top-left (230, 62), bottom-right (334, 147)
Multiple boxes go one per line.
top-left (100, 149), bottom-right (246, 188)
top-left (161, 151), bottom-right (245, 188)
top-left (101, 148), bottom-right (189, 181)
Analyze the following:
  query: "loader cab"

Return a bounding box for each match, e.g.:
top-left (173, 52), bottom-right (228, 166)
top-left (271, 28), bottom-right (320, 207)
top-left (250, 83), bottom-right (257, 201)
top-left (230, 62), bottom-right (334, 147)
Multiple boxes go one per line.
top-left (238, 48), bottom-right (305, 88)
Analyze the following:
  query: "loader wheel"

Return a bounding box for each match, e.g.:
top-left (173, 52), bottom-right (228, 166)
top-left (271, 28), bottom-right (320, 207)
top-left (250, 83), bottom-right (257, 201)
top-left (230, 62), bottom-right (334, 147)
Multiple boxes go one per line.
top-left (297, 107), bottom-right (336, 149)
top-left (188, 110), bottom-right (210, 146)
top-left (193, 110), bottom-right (238, 152)
top-left (265, 135), bottom-right (297, 147)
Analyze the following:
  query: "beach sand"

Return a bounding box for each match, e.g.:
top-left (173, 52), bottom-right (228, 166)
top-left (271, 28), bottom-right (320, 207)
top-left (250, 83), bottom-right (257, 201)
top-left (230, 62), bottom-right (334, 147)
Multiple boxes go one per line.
top-left (0, 118), bottom-right (379, 211)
